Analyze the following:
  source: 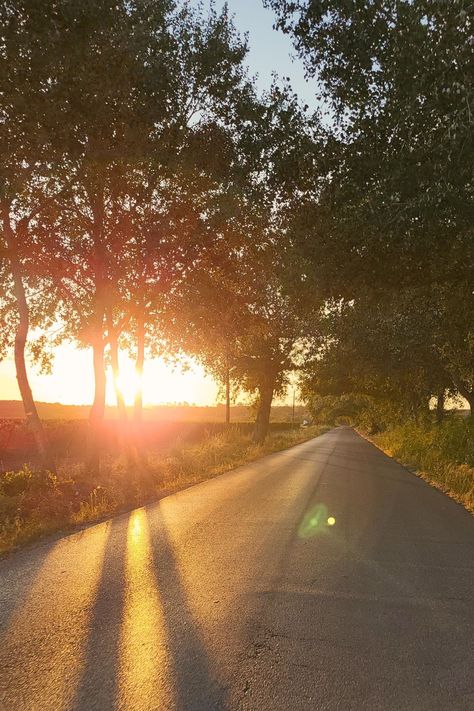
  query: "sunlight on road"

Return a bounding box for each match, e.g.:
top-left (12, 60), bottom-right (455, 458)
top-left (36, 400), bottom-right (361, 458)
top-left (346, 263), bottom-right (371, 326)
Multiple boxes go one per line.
top-left (118, 509), bottom-right (173, 710)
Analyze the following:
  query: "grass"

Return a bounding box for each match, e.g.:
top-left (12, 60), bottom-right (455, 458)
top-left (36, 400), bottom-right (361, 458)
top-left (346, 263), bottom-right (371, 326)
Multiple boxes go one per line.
top-left (368, 417), bottom-right (474, 514)
top-left (0, 424), bottom-right (328, 555)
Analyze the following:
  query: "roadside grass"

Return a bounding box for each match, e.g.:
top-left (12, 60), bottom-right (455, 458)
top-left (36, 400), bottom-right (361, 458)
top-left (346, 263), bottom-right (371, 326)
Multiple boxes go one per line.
top-left (0, 424), bottom-right (328, 555)
top-left (368, 418), bottom-right (474, 514)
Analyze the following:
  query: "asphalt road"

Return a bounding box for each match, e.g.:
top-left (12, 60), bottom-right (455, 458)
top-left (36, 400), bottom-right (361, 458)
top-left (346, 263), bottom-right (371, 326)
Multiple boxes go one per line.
top-left (1, 427), bottom-right (473, 711)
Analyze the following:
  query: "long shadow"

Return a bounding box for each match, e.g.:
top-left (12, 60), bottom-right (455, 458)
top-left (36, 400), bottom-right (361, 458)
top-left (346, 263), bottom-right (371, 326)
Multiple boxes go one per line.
top-left (0, 541), bottom-right (60, 635)
top-left (70, 514), bottom-right (129, 711)
top-left (147, 505), bottom-right (227, 711)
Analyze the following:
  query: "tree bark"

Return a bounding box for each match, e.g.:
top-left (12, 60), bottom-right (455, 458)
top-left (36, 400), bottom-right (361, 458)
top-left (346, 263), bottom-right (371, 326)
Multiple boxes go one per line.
top-left (225, 362), bottom-right (230, 425)
top-left (89, 339), bottom-right (106, 423)
top-left (436, 390), bottom-right (445, 423)
top-left (455, 381), bottom-right (474, 416)
top-left (109, 332), bottom-right (127, 421)
top-left (1, 200), bottom-right (51, 466)
top-left (252, 377), bottom-right (275, 445)
top-left (86, 188), bottom-right (108, 471)
top-left (134, 312), bottom-right (145, 422)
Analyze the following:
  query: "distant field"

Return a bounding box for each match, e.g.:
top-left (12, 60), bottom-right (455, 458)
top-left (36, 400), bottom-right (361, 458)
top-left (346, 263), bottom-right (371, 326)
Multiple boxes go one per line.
top-left (0, 400), bottom-right (309, 423)
top-left (0, 401), bottom-right (311, 472)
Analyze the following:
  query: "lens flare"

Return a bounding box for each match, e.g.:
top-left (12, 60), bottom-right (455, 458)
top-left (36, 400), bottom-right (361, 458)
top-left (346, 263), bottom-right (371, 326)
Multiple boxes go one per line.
top-left (298, 505), bottom-right (337, 538)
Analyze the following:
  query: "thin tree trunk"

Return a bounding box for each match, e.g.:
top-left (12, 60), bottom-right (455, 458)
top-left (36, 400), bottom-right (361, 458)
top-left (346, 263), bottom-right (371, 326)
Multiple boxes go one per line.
top-left (455, 381), bottom-right (474, 416)
top-left (2, 200), bottom-right (51, 466)
top-left (436, 390), bottom-right (445, 423)
top-left (134, 312), bottom-right (145, 422)
top-left (89, 339), bottom-right (106, 423)
top-left (87, 188), bottom-right (107, 472)
top-left (109, 333), bottom-right (127, 421)
top-left (225, 362), bottom-right (230, 425)
top-left (87, 339), bottom-right (106, 473)
top-left (252, 378), bottom-right (275, 445)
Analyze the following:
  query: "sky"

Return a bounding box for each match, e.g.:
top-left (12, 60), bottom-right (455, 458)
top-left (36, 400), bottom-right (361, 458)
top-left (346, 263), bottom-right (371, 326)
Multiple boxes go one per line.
top-left (0, 1), bottom-right (313, 407)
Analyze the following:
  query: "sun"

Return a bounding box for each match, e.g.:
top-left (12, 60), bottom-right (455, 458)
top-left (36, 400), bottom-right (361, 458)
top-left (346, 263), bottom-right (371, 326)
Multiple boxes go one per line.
top-left (115, 364), bottom-right (141, 405)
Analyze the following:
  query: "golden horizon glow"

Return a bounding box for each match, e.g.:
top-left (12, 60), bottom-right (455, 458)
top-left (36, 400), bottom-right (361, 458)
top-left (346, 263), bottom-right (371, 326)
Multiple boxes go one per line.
top-left (115, 361), bottom-right (142, 406)
top-left (0, 343), bottom-right (220, 407)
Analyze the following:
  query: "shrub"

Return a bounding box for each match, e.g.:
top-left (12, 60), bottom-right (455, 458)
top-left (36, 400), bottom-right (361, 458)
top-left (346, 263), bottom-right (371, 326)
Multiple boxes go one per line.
top-left (372, 418), bottom-right (474, 512)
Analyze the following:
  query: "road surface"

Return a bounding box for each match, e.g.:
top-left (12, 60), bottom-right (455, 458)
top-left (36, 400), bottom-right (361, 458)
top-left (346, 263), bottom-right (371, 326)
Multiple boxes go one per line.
top-left (1, 427), bottom-right (473, 710)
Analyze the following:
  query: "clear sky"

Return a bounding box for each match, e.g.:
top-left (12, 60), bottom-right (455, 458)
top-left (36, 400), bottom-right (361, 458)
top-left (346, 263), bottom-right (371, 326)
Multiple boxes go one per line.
top-left (0, 1), bottom-right (312, 407)
top-left (218, 0), bottom-right (314, 108)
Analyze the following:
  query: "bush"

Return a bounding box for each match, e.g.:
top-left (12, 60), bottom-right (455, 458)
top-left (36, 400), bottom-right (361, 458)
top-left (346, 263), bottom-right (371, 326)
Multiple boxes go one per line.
top-left (372, 418), bottom-right (474, 512)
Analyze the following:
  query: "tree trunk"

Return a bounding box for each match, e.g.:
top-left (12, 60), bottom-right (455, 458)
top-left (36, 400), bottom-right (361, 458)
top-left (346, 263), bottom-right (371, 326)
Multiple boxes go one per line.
top-left (252, 378), bottom-right (275, 445)
top-left (90, 339), bottom-right (106, 423)
top-left (109, 333), bottom-right (127, 421)
top-left (134, 312), bottom-right (145, 422)
top-left (86, 188), bottom-right (107, 471)
top-left (436, 390), bottom-right (445, 423)
top-left (225, 363), bottom-right (230, 425)
top-left (465, 392), bottom-right (474, 416)
top-left (1, 200), bottom-right (51, 466)
top-left (87, 339), bottom-right (106, 473)
top-left (455, 381), bottom-right (474, 416)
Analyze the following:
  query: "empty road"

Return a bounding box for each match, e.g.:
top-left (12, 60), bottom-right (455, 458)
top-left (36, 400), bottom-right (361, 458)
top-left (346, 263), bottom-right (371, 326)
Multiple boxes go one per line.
top-left (1, 427), bottom-right (473, 710)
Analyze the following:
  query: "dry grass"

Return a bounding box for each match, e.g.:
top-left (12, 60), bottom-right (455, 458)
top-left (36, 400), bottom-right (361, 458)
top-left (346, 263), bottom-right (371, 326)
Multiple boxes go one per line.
top-left (0, 424), bottom-right (328, 555)
top-left (368, 419), bottom-right (474, 514)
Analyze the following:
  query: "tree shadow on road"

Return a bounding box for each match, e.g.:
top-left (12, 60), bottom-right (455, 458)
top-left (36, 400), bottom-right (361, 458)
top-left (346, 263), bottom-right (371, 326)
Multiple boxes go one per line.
top-left (147, 503), bottom-right (228, 711)
top-left (70, 514), bottom-right (129, 711)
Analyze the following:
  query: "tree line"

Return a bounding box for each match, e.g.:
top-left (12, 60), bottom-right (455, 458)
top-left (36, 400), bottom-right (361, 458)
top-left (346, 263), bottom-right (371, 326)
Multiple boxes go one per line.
top-left (2, 0), bottom-right (472, 467)
top-left (268, 0), bottom-right (473, 430)
top-left (1, 0), bottom-right (321, 464)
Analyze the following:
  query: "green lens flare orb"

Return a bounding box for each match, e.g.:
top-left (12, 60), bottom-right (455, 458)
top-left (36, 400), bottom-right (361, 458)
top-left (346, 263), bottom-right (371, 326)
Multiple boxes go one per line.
top-left (299, 503), bottom-right (336, 538)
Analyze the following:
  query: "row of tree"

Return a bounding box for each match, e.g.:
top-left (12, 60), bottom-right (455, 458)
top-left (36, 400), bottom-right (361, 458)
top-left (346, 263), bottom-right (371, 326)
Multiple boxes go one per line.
top-left (268, 0), bottom-right (473, 428)
top-left (2, 0), bottom-right (473, 465)
top-left (1, 0), bottom-right (324, 464)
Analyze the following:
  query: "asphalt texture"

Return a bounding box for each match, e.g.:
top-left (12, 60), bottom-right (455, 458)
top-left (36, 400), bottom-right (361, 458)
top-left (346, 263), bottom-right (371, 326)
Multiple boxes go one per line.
top-left (0, 427), bottom-right (473, 711)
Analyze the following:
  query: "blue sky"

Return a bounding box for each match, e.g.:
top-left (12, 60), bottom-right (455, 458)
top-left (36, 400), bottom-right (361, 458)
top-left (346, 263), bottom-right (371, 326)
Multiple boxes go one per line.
top-left (210, 0), bottom-right (316, 109)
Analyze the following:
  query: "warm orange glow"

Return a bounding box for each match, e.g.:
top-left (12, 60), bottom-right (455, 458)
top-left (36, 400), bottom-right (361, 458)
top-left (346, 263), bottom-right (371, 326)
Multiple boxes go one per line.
top-left (119, 510), bottom-right (171, 708)
top-left (0, 345), bottom-right (219, 406)
top-left (116, 362), bottom-right (141, 406)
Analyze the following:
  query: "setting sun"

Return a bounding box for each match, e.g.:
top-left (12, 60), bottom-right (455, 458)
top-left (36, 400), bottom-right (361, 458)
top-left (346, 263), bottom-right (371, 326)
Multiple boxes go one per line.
top-left (115, 363), bottom-right (142, 405)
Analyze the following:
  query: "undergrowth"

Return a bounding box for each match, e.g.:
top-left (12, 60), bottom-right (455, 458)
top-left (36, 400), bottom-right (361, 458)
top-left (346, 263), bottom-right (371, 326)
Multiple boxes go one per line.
top-left (370, 417), bottom-right (474, 513)
top-left (0, 424), bottom-right (328, 555)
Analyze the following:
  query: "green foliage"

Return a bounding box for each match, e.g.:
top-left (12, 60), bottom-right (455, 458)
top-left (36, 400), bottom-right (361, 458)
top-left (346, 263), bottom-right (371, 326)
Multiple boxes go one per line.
top-left (269, 0), bottom-right (473, 424)
top-left (373, 418), bottom-right (474, 512)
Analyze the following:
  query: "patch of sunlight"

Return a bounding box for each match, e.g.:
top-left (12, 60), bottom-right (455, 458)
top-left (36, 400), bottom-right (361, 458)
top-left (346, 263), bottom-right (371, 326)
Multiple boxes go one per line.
top-left (0, 523), bottom-right (110, 711)
top-left (118, 509), bottom-right (172, 710)
top-left (298, 504), bottom-right (337, 538)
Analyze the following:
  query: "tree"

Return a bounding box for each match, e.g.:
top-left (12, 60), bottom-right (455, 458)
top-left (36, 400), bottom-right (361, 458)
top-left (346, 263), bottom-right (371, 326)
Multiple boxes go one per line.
top-left (166, 82), bottom-right (322, 442)
top-left (36, 0), bottom-right (252, 425)
top-left (1, 0), bottom-right (75, 463)
top-left (268, 0), bottom-right (474, 420)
